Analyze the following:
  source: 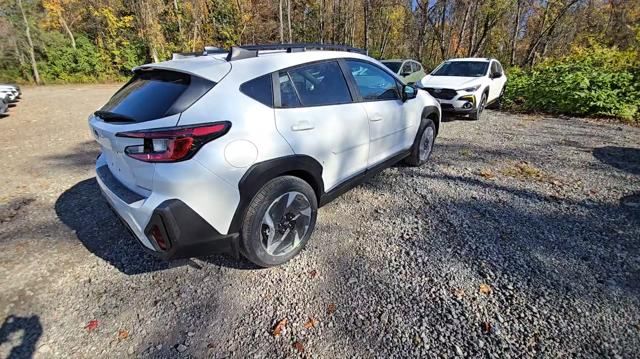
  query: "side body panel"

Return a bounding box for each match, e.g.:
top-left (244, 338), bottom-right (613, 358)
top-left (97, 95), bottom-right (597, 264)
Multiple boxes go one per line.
top-left (274, 104), bottom-right (370, 191)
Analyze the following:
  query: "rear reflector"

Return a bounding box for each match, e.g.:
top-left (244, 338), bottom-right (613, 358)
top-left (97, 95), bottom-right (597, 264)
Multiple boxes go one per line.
top-left (149, 224), bottom-right (169, 250)
top-left (116, 122), bottom-right (230, 163)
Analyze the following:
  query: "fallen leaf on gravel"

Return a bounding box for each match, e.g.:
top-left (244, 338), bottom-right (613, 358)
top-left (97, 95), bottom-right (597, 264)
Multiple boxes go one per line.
top-left (479, 284), bottom-right (492, 295)
top-left (453, 288), bottom-right (465, 300)
top-left (327, 303), bottom-right (337, 314)
top-left (117, 329), bottom-right (129, 340)
top-left (481, 322), bottom-right (492, 334)
top-left (478, 168), bottom-right (495, 179)
top-left (272, 318), bottom-right (288, 337)
top-left (85, 319), bottom-right (99, 332)
top-left (308, 269), bottom-right (318, 279)
top-left (304, 317), bottom-right (319, 329)
top-left (293, 341), bottom-right (304, 353)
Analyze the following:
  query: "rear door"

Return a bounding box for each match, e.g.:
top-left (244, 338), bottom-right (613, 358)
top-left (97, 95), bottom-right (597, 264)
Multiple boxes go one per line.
top-left (344, 59), bottom-right (414, 167)
top-left (89, 69), bottom-right (216, 195)
top-left (273, 60), bottom-right (370, 191)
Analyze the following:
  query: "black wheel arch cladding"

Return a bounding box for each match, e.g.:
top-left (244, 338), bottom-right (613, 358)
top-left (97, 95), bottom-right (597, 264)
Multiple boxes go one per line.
top-left (421, 105), bottom-right (440, 135)
top-left (228, 155), bottom-right (323, 233)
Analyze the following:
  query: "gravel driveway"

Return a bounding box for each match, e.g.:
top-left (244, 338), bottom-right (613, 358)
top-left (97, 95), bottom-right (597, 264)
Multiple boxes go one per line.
top-left (1, 85), bottom-right (639, 358)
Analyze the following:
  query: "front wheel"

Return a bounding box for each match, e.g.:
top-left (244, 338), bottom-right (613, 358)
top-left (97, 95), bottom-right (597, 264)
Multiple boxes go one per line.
top-left (241, 176), bottom-right (317, 267)
top-left (405, 118), bottom-right (436, 166)
top-left (470, 93), bottom-right (487, 120)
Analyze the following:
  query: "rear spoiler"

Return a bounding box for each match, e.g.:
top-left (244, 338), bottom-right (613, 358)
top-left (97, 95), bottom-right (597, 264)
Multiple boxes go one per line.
top-left (172, 47), bottom-right (227, 60)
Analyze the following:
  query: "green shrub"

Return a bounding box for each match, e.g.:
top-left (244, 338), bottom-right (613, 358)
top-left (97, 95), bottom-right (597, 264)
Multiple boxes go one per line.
top-left (38, 33), bottom-right (135, 83)
top-left (503, 46), bottom-right (640, 122)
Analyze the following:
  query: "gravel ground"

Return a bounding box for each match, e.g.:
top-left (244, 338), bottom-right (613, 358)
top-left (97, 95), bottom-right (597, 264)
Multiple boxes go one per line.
top-left (1, 85), bottom-right (639, 358)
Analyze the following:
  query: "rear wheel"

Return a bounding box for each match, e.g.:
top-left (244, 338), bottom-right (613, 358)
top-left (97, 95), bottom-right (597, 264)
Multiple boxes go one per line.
top-left (470, 92), bottom-right (487, 120)
top-left (241, 176), bottom-right (317, 267)
top-left (405, 118), bottom-right (436, 166)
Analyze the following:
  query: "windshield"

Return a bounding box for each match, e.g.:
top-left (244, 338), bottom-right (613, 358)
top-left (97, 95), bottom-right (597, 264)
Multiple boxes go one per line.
top-left (381, 61), bottom-right (402, 73)
top-left (431, 61), bottom-right (489, 77)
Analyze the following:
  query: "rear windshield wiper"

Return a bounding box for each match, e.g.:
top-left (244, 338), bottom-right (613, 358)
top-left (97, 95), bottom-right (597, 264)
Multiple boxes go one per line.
top-left (94, 110), bottom-right (136, 123)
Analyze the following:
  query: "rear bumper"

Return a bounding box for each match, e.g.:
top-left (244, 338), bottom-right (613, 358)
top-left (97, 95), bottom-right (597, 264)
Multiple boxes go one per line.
top-left (144, 199), bottom-right (240, 260)
top-left (96, 155), bottom-right (240, 260)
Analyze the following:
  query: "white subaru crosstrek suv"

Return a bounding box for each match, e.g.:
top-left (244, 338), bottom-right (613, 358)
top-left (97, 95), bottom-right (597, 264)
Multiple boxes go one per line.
top-left (418, 58), bottom-right (506, 120)
top-left (89, 44), bottom-right (441, 267)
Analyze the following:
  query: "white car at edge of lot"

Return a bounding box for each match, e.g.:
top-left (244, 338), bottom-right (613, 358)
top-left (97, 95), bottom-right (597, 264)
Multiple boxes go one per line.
top-left (88, 44), bottom-right (441, 267)
top-left (0, 96), bottom-right (8, 115)
top-left (0, 84), bottom-right (21, 102)
top-left (417, 58), bottom-right (507, 120)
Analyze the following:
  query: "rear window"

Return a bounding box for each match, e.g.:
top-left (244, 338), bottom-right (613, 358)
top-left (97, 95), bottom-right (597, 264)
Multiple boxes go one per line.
top-left (100, 70), bottom-right (215, 123)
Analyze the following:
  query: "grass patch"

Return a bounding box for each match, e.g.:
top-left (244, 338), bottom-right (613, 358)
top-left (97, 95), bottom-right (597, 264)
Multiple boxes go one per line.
top-left (500, 161), bottom-right (553, 183)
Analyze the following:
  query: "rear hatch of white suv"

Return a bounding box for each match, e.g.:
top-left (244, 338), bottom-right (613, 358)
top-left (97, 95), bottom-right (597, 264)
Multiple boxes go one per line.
top-left (89, 59), bottom-right (230, 196)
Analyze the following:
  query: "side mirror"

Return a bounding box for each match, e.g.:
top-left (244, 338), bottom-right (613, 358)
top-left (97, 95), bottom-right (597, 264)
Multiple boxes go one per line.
top-left (401, 72), bottom-right (412, 77)
top-left (402, 85), bottom-right (417, 102)
top-left (491, 72), bottom-right (502, 79)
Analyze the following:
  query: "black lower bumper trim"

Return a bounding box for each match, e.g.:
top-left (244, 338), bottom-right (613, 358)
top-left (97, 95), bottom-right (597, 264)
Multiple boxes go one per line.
top-left (144, 199), bottom-right (240, 260)
top-left (441, 107), bottom-right (475, 114)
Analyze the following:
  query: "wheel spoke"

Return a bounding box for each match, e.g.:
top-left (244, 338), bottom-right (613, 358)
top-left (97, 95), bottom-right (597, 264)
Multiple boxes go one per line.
top-left (273, 229), bottom-right (292, 254)
top-left (262, 211), bottom-right (276, 249)
top-left (260, 191), bottom-right (313, 256)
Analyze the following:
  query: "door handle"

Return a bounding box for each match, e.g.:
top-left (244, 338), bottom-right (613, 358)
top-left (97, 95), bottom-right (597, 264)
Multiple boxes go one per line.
top-left (370, 116), bottom-right (384, 122)
top-left (291, 121), bottom-right (314, 131)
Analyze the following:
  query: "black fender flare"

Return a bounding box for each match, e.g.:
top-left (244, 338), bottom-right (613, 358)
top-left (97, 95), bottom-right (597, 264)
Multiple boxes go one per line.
top-left (421, 105), bottom-right (440, 136)
top-left (227, 155), bottom-right (324, 234)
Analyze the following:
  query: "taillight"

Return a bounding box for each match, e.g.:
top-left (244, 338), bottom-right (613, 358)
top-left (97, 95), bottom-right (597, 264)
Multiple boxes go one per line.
top-left (116, 122), bottom-right (230, 163)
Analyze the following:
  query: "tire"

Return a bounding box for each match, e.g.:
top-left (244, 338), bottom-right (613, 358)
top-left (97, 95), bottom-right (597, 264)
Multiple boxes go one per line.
top-left (488, 87), bottom-right (505, 110)
top-left (470, 92), bottom-right (487, 120)
top-left (405, 118), bottom-right (436, 166)
top-left (241, 176), bottom-right (317, 267)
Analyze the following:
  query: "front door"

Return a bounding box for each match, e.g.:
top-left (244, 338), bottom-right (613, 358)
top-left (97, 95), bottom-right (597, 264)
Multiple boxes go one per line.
top-left (344, 60), bottom-right (414, 168)
top-left (488, 61), bottom-right (507, 102)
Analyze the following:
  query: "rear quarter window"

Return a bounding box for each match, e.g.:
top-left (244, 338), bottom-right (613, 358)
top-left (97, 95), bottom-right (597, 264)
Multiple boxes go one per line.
top-left (240, 75), bottom-right (273, 107)
top-left (100, 70), bottom-right (215, 123)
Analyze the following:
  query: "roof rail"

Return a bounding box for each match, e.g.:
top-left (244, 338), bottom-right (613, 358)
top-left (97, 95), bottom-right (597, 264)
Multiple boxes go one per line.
top-left (227, 43), bottom-right (366, 61)
top-left (172, 43), bottom-right (367, 61)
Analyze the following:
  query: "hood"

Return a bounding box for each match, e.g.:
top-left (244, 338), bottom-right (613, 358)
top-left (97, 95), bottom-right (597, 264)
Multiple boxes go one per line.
top-left (419, 75), bottom-right (482, 90)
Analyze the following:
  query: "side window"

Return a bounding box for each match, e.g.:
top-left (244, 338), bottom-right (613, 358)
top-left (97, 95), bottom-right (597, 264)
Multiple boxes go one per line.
top-left (278, 72), bottom-right (301, 108)
top-left (495, 62), bottom-right (503, 74)
top-left (401, 62), bottom-right (412, 74)
top-left (490, 61), bottom-right (499, 75)
top-left (413, 62), bottom-right (422, 72)
top-left (286, 61), bottom-right (352, 106)
top-left (240, 74), bottom-right (273, 107)
top-left (346, 60), bottom-right (400, 101)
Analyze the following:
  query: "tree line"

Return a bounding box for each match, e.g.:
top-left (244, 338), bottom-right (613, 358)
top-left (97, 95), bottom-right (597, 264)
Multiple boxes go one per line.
top-left (0, 0), bottom-right (638, 84)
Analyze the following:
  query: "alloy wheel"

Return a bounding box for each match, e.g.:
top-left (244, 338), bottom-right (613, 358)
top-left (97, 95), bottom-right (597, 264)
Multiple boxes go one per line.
top-left (260, 191), bottom-right (312, 256)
